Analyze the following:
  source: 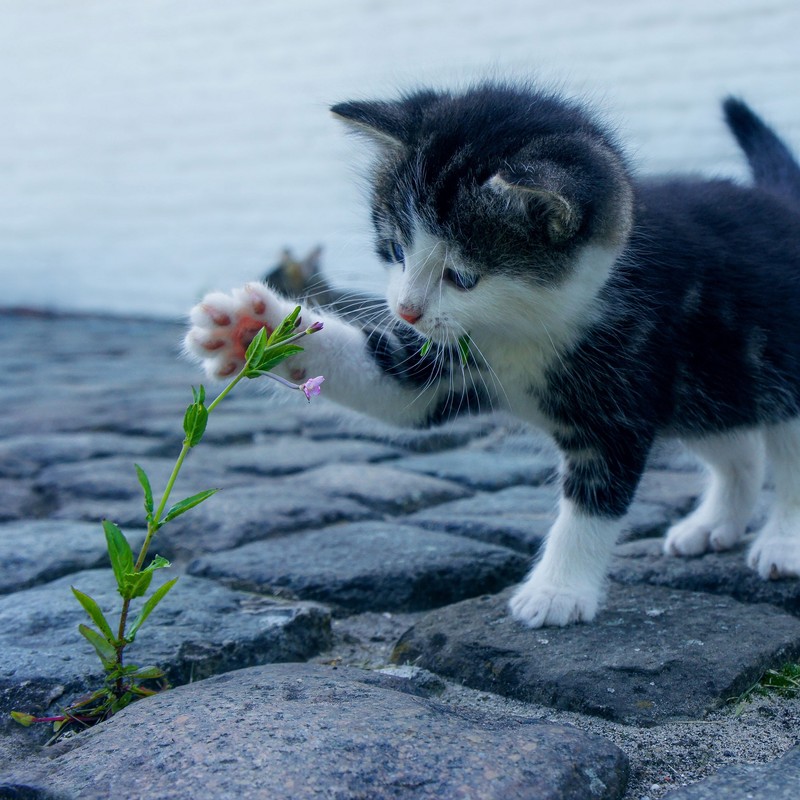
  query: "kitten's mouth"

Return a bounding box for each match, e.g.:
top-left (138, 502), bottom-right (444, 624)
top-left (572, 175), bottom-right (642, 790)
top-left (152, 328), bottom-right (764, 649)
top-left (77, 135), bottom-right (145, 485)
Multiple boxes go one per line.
top-left (419, 333), bottom-right (473, 365)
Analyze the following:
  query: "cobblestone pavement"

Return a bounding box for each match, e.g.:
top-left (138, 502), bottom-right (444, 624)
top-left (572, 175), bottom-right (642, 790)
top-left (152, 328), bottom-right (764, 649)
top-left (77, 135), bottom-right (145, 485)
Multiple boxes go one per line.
top-left (1, 310), bottom-right (798, 799)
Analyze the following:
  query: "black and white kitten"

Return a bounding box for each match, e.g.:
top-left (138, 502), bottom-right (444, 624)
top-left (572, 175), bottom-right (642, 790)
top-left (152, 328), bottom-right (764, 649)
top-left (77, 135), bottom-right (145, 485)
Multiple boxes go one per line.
top-left (186, 82), bottom-right (800, 628)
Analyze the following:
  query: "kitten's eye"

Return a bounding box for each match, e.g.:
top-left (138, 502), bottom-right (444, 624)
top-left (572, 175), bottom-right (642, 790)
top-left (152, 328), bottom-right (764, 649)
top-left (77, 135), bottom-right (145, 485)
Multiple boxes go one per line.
top-left (444, 268), bottom-right (480, 291)
top-left (388, 240), bottom-right (405, 264)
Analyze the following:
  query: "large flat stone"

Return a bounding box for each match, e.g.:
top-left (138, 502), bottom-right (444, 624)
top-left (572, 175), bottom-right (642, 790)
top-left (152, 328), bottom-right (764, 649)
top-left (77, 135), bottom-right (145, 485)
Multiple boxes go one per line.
top-left (661, 746), bottom-right (800, 800)
top-left (188, 522), bottom-right (529, 613)
top-left (202, 435), bottom-right (401, 477)
top-left (35, 455), bottom-right (249, 503)
top-left (8, 663), bottom-right (629, 800)
top-left (408, 484), bottom-right (559, 553)
top-left (390, 449), bottom-right (557, 490)
top-left (0, 433), bottom-right (161, 479)
top-left (162, 483), bottom-right (373, 558)
top-left (50, 497), bottom-right (156, 530)
top-left (409, 478), bottom-right (697, 554)
top-left (161, 464), bottom-right (466, 560)
top-left (301, 405), bottom-right (497, 451)
top-left (0, 520), bottom-right (144, 595)
top-left (0, 569), bottom-right (331, 726)
top-left (392, 584), bottom-right (800, 725)
top-left (297, 462), bottom-right (472, 513)
top-left (0, 479), bottom-right (40, 521)
top-left (115, 405), bottom-right (305, 441)
top-left (611, 537), bottom-right (800, 615)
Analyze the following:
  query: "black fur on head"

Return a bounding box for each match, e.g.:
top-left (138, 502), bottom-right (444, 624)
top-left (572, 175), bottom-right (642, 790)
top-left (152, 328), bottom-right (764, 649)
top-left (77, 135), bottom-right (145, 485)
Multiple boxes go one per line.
top-left (332, 82), bottom-right (634, 285)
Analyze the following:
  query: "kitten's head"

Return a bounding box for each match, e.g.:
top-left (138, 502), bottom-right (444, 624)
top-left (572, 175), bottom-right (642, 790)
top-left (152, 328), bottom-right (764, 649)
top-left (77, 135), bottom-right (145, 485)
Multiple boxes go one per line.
top-left (332, 82), bottom-right (633, 345)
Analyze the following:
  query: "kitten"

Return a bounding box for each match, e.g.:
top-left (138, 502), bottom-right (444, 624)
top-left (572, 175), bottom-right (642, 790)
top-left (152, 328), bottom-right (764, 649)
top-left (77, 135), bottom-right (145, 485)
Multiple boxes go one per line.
top-left (185, 82), bottom-right (800, 628)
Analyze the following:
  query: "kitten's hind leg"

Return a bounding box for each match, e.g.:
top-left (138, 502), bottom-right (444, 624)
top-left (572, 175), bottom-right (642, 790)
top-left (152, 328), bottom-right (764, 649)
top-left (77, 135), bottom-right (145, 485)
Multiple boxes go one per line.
top-left (664, 430), bottom-right (764, 557)
top-left (748, 418), bottom-right (800, 579)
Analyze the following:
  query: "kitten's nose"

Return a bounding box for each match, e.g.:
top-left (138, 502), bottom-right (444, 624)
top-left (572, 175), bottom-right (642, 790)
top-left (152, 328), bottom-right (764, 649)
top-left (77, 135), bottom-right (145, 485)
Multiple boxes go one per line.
top-left (397, 304), bottom-right (423, 325)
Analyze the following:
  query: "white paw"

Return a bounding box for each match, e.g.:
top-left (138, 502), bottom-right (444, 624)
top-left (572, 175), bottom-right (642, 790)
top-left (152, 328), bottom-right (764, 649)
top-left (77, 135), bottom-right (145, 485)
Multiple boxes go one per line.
top-left (664, 511), bottom-right (744, 557)
top-left (748, 527), bottom-right (800, 580)
top-left (509, 574), bottom-right (601, 628)
top-left (184, 283), bottom-right (292, 380)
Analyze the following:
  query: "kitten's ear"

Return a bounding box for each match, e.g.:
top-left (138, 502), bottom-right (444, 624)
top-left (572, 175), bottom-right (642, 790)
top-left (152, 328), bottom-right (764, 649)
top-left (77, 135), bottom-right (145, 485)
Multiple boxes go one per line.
top-left (488, 169), bottom-right (580, 242)
top-left (331, 91), bottom-right (438, 150)
top-left (331, 101), bottom-right (407, 150)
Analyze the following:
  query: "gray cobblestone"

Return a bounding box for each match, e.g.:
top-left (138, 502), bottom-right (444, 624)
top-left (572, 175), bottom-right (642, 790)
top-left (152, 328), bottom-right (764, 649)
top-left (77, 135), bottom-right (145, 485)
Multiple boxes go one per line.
top-left (1, 311), bottom-right (799, 800)
top-left (187, 521), bottom-right (528, 613)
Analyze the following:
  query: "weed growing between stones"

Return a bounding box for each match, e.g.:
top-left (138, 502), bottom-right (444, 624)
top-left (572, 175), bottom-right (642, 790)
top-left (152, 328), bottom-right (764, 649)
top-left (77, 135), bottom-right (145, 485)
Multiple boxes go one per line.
top-left (731, 662), bottom-right (800, 715)
top-left (11, 307), bottom-right (323, 738)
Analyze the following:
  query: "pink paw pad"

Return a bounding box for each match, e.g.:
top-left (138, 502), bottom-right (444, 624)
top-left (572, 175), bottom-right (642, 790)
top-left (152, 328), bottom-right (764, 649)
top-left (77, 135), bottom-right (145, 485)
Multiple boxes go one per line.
top-left (185, 284), bottom-right (278, 379)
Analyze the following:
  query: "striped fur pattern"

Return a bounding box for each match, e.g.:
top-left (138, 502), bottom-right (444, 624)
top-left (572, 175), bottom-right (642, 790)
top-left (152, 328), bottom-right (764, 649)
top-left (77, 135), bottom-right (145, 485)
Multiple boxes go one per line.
top-left (186, 82), bottom-right (800, 627)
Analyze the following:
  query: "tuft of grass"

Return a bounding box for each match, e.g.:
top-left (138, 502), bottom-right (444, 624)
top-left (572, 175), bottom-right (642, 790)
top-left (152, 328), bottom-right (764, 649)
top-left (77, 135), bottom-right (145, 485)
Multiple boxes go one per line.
top-left (731, 662), bottom-right (800, 716)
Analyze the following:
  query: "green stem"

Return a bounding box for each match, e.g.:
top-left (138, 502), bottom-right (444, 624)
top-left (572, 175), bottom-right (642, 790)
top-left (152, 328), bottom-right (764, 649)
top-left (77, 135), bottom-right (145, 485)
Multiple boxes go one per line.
top-left (206, 367), bottom-right (246, 414)
top-left (135, 441), bottom-right (190, 571)
top-left (112, 364), bottom-right (249, 695)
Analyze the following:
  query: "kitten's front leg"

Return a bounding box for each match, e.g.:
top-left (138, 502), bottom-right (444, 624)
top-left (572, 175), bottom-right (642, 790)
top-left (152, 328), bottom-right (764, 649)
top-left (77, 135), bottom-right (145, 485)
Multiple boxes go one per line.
top-left (509, 500), bottom-right (623, 626)
top-left (185, 283), bottom-right (453, 427)
top-left (510, 444), bottom-right (647, 627)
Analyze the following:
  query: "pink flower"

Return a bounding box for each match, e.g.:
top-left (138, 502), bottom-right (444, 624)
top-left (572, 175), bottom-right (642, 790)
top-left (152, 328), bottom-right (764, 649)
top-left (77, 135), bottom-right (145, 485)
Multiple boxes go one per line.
top-left (307, 321), bottom-right (324, 333)
top-left (300, 376), bottom-right (324, 401)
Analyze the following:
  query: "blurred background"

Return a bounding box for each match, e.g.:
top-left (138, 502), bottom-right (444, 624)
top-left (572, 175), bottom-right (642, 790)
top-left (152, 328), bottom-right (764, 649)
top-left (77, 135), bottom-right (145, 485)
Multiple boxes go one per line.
top-left (1, 0), bottom-right (798, 319)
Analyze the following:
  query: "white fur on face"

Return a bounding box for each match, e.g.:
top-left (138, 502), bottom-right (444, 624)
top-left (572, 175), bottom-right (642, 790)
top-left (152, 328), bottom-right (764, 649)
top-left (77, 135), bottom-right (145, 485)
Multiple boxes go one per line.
top-left (386, 226), bottom-right (454, 339)
top-left (387, 214), bottom-right (622, 384)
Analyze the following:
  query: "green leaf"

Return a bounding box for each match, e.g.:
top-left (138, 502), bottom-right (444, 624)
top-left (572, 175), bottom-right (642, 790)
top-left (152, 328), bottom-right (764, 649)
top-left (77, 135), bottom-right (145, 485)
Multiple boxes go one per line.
top-left (103, 520), bottom-right (134, 594)
top-left (420, 339), bottom-right (432, 358)
top-left (247, 344), bottom-right (304, 376)
top-left (191, 385), bottom-right (206, 405)
top-left (121, 569), bottom-right (153, 600)
top-left (122, 555), bottom-right (170, 600)
top-left (71, 587), bottom-right (115, 642)
top-left (161, 489), bottom-right (218, 524)
top-left (10, 711), bottom-right (37, 727)
top-left (245, 326), bottom-right (268, 364)
top-left (142, 554), bottom-right (171, 573)
top-left (79, 623), bottom-right (117, 670)
top-left (127, 577), bottom-right (179, 640)
top-left (110, 691), bottom-right (139, 714)
top-left (134, 464), bottom-right (154, 520)
top-left (266, 306), bottom-right (302, 346)
top-left (127, 665), bottom-right (166, 681)
top-left (183, 401), bottom-right (209, 447)
top-left (457, 334), bottom-right (472, 367)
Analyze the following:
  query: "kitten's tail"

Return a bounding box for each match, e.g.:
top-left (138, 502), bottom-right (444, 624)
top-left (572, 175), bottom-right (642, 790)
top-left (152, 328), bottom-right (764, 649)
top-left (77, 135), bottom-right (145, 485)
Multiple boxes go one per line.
top-left (723, 96), bottom-right (800, 206)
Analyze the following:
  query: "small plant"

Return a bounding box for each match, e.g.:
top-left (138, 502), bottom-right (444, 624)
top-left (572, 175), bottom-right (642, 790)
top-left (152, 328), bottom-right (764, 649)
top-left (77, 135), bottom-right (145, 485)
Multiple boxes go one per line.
top-left (731, 662), bottom-right (800, 716)
top-left (11, 307), bottom-right (323, 736)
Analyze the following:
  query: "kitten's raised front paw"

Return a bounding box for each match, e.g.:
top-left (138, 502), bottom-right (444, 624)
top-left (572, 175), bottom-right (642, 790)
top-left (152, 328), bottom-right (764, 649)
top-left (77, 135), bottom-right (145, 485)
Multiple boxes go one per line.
top-left (184, 283), bottom-right (289, 379)
top-left (509, 577), bottom-right (600, 628)
top-left (747, 527), bottom-right (800, 580)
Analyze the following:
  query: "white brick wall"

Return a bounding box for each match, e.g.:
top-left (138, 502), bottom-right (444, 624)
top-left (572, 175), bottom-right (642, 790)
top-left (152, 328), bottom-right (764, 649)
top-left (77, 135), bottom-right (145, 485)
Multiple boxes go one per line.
top-left (1, 0), bottom-right (798, 317)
